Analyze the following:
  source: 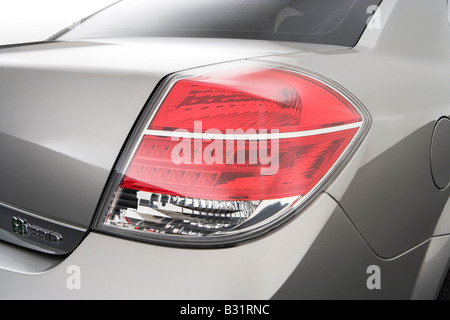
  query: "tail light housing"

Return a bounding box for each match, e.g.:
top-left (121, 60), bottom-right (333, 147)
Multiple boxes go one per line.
top-left (93, 63), bottom-right (369, 247)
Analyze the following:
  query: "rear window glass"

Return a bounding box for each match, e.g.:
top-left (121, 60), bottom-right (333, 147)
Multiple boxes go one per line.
top-left (55, 0), bottom-right (383, 47)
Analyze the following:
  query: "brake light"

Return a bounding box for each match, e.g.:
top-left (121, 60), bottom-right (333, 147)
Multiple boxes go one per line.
top-left (93, 64), bottom-right (368, 247)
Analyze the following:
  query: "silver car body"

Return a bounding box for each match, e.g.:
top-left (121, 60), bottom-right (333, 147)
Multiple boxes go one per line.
top-left (0, 0), bottom-right (450, 299)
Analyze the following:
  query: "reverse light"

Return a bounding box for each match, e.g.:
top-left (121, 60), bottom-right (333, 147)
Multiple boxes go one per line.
top-left (93, 63), bottom-right (369, 247)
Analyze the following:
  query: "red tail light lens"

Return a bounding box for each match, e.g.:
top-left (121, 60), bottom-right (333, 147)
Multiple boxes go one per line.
top-left (93, 64), bottom-right (368, 247)
top-left (149, 68), bottom-right (361, 133)
top-left (121, 130), bottom-right (358, 201)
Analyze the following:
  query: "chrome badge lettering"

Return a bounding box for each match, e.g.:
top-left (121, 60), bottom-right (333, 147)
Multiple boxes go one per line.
top-left (12, 216), bottom-right (62, 246)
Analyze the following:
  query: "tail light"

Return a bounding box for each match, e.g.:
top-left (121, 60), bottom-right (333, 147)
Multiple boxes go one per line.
top-left (93, 63), bottom-right (369, 247)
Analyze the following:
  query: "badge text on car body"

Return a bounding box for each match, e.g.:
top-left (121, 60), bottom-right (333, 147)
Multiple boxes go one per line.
top-left (12, 216), bottom-right (63, 246)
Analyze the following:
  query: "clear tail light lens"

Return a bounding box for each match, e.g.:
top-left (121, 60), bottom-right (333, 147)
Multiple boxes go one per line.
top-left (93, 63), bottom-right (369, 247)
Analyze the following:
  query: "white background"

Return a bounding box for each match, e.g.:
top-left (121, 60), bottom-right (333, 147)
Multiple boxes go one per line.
top-left (0, 0), bottom-right (117, 45)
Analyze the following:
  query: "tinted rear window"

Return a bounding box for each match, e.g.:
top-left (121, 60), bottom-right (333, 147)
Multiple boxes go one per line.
top-left (56, 0), bottom-right (383, 47)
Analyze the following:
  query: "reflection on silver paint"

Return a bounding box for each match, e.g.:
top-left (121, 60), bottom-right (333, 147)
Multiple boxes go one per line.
top-left (411, 236), bottom-right (450, 299)
top-left (433, 196), bottom-right (450, 236)
top-left (0, 241), bottom-right (64, 274)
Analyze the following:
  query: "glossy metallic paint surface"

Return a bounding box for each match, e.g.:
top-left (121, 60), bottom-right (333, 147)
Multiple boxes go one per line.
top-left (0, 0), bottom-right (449, 300)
